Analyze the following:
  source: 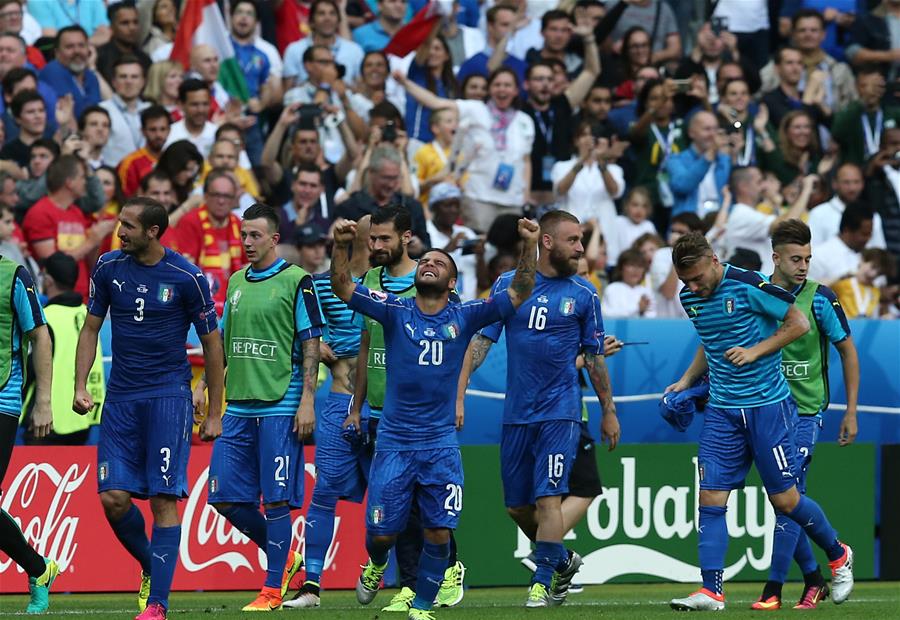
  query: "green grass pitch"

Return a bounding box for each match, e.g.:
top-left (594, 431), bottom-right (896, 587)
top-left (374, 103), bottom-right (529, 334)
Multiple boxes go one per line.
top-left (1, 582), bottom-right (898, 618)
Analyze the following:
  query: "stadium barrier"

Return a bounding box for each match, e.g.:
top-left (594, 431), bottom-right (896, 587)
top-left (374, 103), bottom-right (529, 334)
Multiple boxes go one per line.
top-left (0, 444), bottom-right (875, 592)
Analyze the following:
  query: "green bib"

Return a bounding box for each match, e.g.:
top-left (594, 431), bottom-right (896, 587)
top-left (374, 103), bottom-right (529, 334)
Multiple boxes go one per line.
top-left (224, 264), bottom-right (308, 402)
top-left (362, 267), bottom-right (415, 410)
top-left (42, 304), bottom-right (105, 433)
top-left (0, 257), bottom-right (21, 391)
top-left (781, 279), bottom-right (829, 415)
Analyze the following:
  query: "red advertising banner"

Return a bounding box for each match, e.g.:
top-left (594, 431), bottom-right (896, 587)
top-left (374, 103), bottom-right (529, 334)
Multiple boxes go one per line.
top-left (0, 446), bottom-right (368, 593)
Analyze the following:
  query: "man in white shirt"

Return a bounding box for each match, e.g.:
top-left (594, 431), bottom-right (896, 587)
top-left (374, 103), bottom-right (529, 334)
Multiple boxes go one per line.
top-left (808, 205), bottom-right (875, 285)
top-left (649, 212), bottom-right (703, 318)
top-left (723, 166), bottom-right (813, 274)
top-left (282, 0), bottom-right (363, 89)
top-left (808, 162), bottom-right (886, 248)
top-left (425, 182), bottom-right (484, 301)
top-left (164, 79), bottom-right (218, 159)
top-left (712, 0), bottom-right (770, 72)
top-left (99, 55), bottom-right (149, 166)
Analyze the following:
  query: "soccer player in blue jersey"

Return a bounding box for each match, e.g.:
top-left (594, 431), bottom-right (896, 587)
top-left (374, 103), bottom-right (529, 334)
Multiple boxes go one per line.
top-left (0, 256), bottom-right (58, 613)
top-left (284, 216), bottom-right (372, 609)
top-left (665, 232), bottom-right (853, 612)
top-left (457, 210), bottom-right (619, 607)
top-left (193, 203), bottom-right (323, 611)
top-left (73, 197), bottom-right (226, 620)
top-left (330, 216), bottom-right (540, 620)
top-left (750, 219), bottom-right (860, 610)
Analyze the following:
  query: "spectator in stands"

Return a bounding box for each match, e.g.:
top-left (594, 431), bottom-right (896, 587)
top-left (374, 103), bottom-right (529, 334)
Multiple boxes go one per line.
top-left (612, 187), bottom-right (657, 266)
top-left (335, 145), bottom-right (430, 251)
top-left (22, 155), bottom-right (114, 300)
top-left (457, 4), bottom-right (527, 87)
top-left (609, 0), bottom-right (681, 67)
top-left (525, 10), bottom-right (583, 77)
top-left (28, 0), bottom-right (110, 46)
top-left (293, 223), bottom-right (329, 274)
top-left (608, 26), bottom-right (653, 102)
top-left (13, 138), bottom-right (59, 218)
top-left (396, 66), bottom-right (534, 232)
top-left (155, 139), bottom-right (203, 205)
top-left (461, 73), bottom-right (488, 101)
top-left (173, 168), bottom-right (247, 314)
top-left (723, 166), bottom-right (815, 274)
top-left (0, 201), bottom-right (25, 265)
top-left (552, 120), bottom-right (624, 253)
top-left (98, 56), bottom-right (149, 167)
top-left (140, 0), bottom-right (177, 57)
top-left (831, 248), bottom-right (897, 318)
top-left (0, 89), bottom-right (50, 168)
top-left (831, 66), bottom-right (900, 166)
top-left (95, 1), bottom-right (152, 85)
top-left (346, 51), bottom-right (405, 123)
top-left (602, 247), bottom-right (656, 318)
top-left (0, 33), bottom-right (56, 124)
top-left (846, 0), bottom-right (900, 79)
top-left (677, 22), bottom-right (740, 105)
top-left (573, 83), bottom-right (615, 136)
top-left (202, 138), bottom-right (261, 212)
top-left (0, 2), bottom-right (42, 68)
top-left (523, 25), bottom-right (600, 207)
top-left (425, 182), bottom-right (485, 301)
top-left (809, 162), bottom-right (886, 248)
top-left (664, 110), bottom-right (732, 217)
top-left (761, 46), bottom-right (830, 132)
top-left (279, 162), bottom-right (331, 244)
top-left (808, 203), bottom-right (875, 285)
top-left (405, 33), bottom-right (458, 144)
top-left (863, 127), bottom-right (900, 266)
top-left (413, 107), bottom-right (459, 207)
top-left (142, 60), bottom-right (182, 121)
top-left (607, 64), bottom-right (658, 137)
top-left (711, 0), bottom-right (770, 73)
top-left (40, 26), bottom-right (101, 119)
top-left (353, 0), bottom-right (408, 53)
top-left (716, 78), bottom-right (758, 166)
top-left (283, 0), bottom-right (363, 89)
top-left (759, 109), bottom-right (822, 186)
top-left (139, 169), bottom-right (177, 215)
top-left (78, 105), bottom-right (111, 170)
top-left (164, 79), bottom-right (217, 159)
top-left (438, 0), bottom-right (485, 72)
top-left (760, 9), bottom-right (855, 112)
top-left (118, 104), bottom-right (170, 198)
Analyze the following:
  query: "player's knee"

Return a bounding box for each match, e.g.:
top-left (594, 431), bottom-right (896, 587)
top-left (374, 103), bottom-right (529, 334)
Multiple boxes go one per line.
top-left (535, 495), bottom-right (561, 515)
top-left (99, 490), bottom-right (132, 521)
top-left (769, 487), bottom-right (800, 513)
top-left (423, 528), bottom-right (450, 545)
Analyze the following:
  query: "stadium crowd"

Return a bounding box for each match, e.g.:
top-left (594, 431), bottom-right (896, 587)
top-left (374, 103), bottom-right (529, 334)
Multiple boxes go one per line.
top-left (0, 0), bottom-right (898, 323)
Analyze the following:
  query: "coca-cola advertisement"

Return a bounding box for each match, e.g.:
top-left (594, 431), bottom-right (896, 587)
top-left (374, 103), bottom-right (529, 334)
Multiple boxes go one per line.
top-left (0, 446), bottom-right (367, 593)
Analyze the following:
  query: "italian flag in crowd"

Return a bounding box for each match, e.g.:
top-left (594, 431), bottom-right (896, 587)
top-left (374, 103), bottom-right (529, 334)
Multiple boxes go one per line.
top-left (170, 0), bottom-right (250, 102)
top-left (383, 0), bottom-right (444, 57)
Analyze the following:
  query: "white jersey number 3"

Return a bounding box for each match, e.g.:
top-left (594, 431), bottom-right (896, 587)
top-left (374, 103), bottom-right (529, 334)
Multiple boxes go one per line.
top-left (417, 339), bottom-right (443, 366)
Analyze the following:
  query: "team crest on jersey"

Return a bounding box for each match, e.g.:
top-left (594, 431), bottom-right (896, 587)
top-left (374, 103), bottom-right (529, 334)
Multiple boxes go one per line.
top-left (370, 289), bottom-right (388, 302)
top-left (371, 505), bottom-right (385, 524)
top-left (158, 284), bottom-right (175, 303)
top-left (537, 295), bottom-right (549, 304)
top-left (137, 284), bottom-right (148, 294)
top-left (724, 298), bottom-right (735, 314)
top-left (98, 462), bottom-right (108, 482)
top-left (559, 297), bottom-right (576, 315)
top-left (209, 476), bottom-right (219, 494)
top-left (443, 322), bottom-right (460, 339)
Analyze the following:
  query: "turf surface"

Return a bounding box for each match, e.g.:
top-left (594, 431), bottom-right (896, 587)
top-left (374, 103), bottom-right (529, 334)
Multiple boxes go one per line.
top-left (1, 582), bottom-right (898, 618)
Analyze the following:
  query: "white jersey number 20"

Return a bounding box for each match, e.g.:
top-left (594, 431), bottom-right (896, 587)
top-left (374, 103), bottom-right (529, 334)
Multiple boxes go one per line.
top-left (417, 339), bottom-right (444, 366)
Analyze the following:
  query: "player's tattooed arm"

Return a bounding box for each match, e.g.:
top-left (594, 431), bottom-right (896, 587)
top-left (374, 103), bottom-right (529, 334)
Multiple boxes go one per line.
top-left (455, 335), bottom-right (494, 428)
top-left (330, 219), bottom-right (358, 302)
top-left (469, 334), bottom-right (493, 372)
top-left (584, 351), bottom-right (620, 451)
top-left (507, 218), bottom-right (540, 308)
top-left (295, 337), bottom-right (320, 440)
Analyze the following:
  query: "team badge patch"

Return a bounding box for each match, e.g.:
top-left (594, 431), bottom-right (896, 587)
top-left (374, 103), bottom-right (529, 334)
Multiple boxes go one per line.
top-left (209, 476), bottom-right (219, 494)
top-left (98, 462), bottom-right (109, 482)
top-left (724, 298), bottom-right (735, 314)
top-left (371, 505), bottom-right (385, 525)
top-left (559, 297), bottom-right (576, 315)
top-left (443, 322), bottom-right (460, 339)
top-left (158, 284), bottom-right (175, 303)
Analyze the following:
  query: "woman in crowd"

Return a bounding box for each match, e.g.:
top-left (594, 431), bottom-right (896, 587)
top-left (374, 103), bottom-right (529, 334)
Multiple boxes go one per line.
top-left (611, 27), bottom-right (653, 102)
top-left (716, 78), bottom-right (758, 166)
top-left (144, 60), bottom-right (184, 122)
top-left (461, 74), bottom-right (488, 101)
top-left (406, 34), bottom-right (458, 144)
top-left (140, 0), bottom-right (177, 56)
top-left (155, 140), bottom-right (204, 205)
top-left (758, 109), bottom-right (822, 186)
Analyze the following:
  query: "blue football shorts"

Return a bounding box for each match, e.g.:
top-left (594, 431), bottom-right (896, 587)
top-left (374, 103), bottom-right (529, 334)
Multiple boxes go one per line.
top-left (500, 420), bottom-right (580, 507)
top-left (312, 392), bottom-right (372, 503)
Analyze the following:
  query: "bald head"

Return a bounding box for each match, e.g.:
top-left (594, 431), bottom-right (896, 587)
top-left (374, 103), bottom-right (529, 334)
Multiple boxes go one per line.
top-left (190, 44), bottom-right (219, 83)
top-left (688, 111), bottom-right (719, 152)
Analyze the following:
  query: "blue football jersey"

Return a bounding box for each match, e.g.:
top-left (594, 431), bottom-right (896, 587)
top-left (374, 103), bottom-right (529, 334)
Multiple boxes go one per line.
top-left (0, 266), bottom-right (46, 417)
top-left (680, 264), bottom-right (794, 408)
top-left (87, 249), bottom-right (217, 402)
top-left (481, 271), bottom-right (604, 424)
top-left (313, 272), bottom-right (360, 358)
top-left (347, 283), bottom-right (516, 450)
